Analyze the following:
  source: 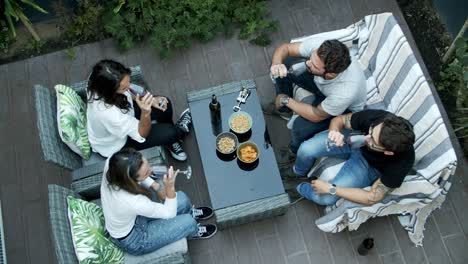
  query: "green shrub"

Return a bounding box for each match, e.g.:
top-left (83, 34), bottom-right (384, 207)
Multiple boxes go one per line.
top-left (0, 20), bottom-right (14, 54)
top-left (437, 37), bottom-right (468, 154)
top-left (3, 0), bottom-right (47, 40)
top-left (64, 0), bottom-right (106, 42)
top-left (22, 38), bottom-right (46, 55)
top-left (103, 0), bottom-right (277, 58)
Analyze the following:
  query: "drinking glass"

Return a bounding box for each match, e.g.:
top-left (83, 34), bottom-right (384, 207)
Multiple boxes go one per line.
top-left (325, 133), bottom-right (366, 151)
top-left (288, 62), bottom-right (307, 76)
top-left (150, 165), bottom-right (192, 180)
top-left (129, 84), bottom-right (148, 97)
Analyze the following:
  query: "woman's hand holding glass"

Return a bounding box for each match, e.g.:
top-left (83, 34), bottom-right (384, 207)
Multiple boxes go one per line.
top-left (135, 93), bottom-right (153, 116)
top-left (163, 166), bottom-right (179, 199)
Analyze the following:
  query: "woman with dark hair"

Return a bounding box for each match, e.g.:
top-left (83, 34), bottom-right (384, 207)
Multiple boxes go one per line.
top-left (87, 59), bottom-right (192, 160)
top-left (101, 148), bottom-right (217, 255)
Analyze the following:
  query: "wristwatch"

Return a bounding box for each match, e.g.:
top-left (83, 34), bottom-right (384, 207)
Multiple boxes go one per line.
top-left (329, 184), bottom-right (337, 195)
top-left (280, 96), bottom-right (290, 106)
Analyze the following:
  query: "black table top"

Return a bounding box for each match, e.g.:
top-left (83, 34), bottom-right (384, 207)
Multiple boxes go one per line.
top-left (188, 88), bottom-right (285, 210)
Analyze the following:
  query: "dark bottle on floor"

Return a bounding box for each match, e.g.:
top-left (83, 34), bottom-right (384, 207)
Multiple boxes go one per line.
top-left (209, 94), bottom-right (222, 136)
top-left (357, 238), bottom-right (374, 256)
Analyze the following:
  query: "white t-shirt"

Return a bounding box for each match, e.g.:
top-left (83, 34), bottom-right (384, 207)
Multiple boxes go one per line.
top-left (299, 39), bottom-right (367, 116)
top-left (100, 159), bottom-right (178, 238)
top-left (87, 86), bottom-right (145, 157)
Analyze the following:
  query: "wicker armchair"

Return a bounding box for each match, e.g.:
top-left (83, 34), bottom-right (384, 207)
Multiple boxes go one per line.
top-left (34, 66), bottom-right (167, 196)
top-left (48, 184), bottom-right (191, 264)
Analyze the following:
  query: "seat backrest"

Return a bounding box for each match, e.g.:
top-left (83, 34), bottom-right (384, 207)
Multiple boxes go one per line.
top-left (34, 66), bottom-right (149, 170)
top-left (47, 184), bottom-right (80, 264)
top-left (357, 13), bottom-right (457, 184)
top-left (34, 85), bottom-right (83, 170)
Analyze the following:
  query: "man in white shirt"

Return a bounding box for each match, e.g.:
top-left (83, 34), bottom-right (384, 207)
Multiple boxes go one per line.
top-left (263, 39), bottom-right (367, 163)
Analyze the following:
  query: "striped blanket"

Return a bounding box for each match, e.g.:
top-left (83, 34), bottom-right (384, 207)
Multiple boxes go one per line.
top-left (289, 13), bottom-right (457, 246)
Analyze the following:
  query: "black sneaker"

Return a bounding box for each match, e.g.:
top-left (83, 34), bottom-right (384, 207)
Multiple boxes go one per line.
top-left (286, 188), bottom-right (303, 201)
top-left (189, 224), bottom-right (217, 240)
top-left (176, 108), bottom-right (192, 133)
top-left (277, 147), bottom-right (297, 167)
top-left (191, 206), bottom-right (214, 220)
top-left (261, 101), bottom-right (292, 121)
top-left (280, 166), bottom-right (306, 180)
top-left (167, 142), bottom-right (187, 161)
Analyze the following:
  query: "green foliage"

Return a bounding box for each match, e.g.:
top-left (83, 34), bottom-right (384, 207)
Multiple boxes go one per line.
top-left (65, 47), bottom-right (77, 60)
top-left (0, 20), bottom-right (14, 54)
top-left (250, 32), bottom-right (273, 46)
top-left (231, 1), bottom-right (278, 44)
top-left (64, 0), bottom-right (106, 42)
top-left (102, 0), bottom-right (277, 58)
top-left (22, 38), bottom-right (46, 55)
top-left (437, 37), bottom-right (468, 154)
top-left (2, 0), bottom-right (276, 61)
top-left (3, 0), bottom-right (47, 38)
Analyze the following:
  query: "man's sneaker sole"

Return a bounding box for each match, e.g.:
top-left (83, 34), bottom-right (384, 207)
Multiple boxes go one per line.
top-left (261, 103), bottom-right (292, 121)
top-left (262, 109), bottom-right (292, 121)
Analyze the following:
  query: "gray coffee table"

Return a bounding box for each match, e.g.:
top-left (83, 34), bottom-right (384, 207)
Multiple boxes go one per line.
top-left (187, 80), bottom-right (290, 229)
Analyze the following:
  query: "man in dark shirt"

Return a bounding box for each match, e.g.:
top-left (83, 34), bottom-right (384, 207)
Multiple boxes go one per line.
top-left (281, 109), bottom-right (415, 206)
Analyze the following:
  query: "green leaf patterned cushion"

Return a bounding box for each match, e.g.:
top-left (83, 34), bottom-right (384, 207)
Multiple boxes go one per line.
top-left (67, 196), bottom-right (124, 264)
top-left (55, 84), bottom-right (91, 159)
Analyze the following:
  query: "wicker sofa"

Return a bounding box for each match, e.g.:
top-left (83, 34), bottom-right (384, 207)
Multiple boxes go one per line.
top-left (288, 13), bottom-right (457, 245)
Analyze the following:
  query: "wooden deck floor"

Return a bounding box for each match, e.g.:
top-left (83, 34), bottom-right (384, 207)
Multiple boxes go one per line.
top-left (1, 0), bottom-right (467, 263)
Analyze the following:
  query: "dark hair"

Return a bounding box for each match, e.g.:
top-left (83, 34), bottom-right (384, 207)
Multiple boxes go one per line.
top-left (317, 40), bottom-right (351, 74)
top-left (106, 148), bottom-right (151, 198)
top-left (379, 115), bottom-right (415, 153)
top-left (87, 59), bottom-right (132, 112)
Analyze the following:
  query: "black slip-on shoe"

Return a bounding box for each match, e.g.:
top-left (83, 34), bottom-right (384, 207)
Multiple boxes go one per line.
top-left (189, 224), bottom-right (217, 240)
top-left (191, 206), bottom-right (214, 220)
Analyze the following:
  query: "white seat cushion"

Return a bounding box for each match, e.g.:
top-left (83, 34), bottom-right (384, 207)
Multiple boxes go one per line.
top-left (124, 238), bottom-right (187, 264)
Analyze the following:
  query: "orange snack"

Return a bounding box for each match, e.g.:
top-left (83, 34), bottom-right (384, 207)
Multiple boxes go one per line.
top-left (240, 145), bottom-right (257, 162)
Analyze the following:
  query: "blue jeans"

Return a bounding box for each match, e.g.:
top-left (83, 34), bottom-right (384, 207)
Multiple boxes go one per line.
top-left (273, 58), bottom-right (331, 153)
top-left (289, 96), bottom-right (332, 153)
top-left (294, 130), bottom-right (381, 206)
top-left (111, 191), bottom-right (198, 255)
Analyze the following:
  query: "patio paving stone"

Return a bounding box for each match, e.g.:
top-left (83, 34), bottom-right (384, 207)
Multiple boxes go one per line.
top-left (1, 0), bottom-right (467, 263)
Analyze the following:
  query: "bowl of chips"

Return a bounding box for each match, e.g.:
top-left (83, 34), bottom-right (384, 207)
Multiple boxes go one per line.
top-left (237, 141), bottom-right (259, 164)
top-left (229, 111), bottom-right (252, 134)
top-left (216, 132), bottom-right (238, 155)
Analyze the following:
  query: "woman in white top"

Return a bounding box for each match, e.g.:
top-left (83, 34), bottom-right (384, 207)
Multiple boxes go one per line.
top-left (87, 59), bottom-right (192, 160)
top-left (101, 148), bottom-right (217, 255)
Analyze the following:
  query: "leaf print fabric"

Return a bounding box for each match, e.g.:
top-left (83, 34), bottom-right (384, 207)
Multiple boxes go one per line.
top-left (67, 196), bottom-right (124, 264)
top-left (55, 84), bottom-right (91, 159)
